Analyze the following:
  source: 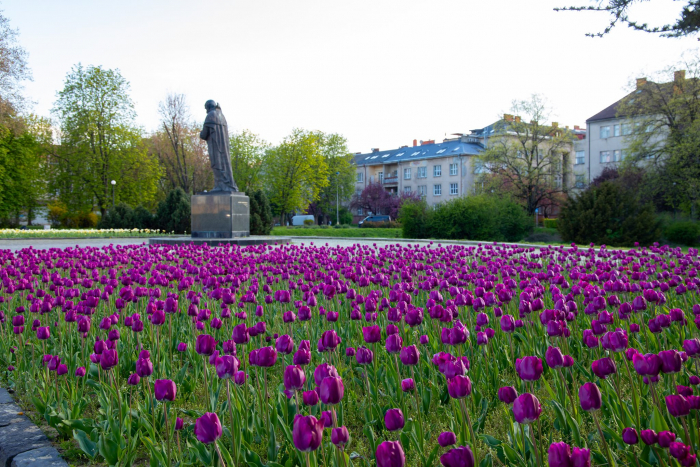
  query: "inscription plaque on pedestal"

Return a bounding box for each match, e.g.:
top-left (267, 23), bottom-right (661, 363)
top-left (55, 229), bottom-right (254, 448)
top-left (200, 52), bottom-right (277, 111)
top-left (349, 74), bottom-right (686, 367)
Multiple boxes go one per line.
top-left (191, 193), bottom-right (250, 238)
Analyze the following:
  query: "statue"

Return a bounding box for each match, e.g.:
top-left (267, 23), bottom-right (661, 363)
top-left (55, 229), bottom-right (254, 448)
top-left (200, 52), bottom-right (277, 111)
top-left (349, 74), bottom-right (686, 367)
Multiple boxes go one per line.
top-left (200, 100), bottom-right (238, 192)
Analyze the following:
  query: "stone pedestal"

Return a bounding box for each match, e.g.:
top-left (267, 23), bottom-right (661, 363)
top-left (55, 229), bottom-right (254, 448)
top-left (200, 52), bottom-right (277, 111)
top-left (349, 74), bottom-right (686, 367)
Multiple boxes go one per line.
top-left (191, 192), bottom-right (250, 238)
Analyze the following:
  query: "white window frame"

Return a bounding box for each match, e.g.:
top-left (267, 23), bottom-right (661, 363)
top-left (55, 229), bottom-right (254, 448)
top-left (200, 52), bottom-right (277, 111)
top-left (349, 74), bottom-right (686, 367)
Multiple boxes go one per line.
top-left (575, 151), bottom-right (585, 165)
top-left (613, 150), bottom-right (622, 162)
top-left (378, 171), bottom-right (384, 183)
top-left (403, 168), bottom-right (411, 180)
top-left (449, 163), bottom-right (458, 176)
top-left (600, 151), bottom-right (611, 163)
top-left (417, 167), bottom-right (427, 178)
top-left (613, 124), bottom-right (620, 137)
top-left (357, 172), bottom-right (364, 183)
top-left (417, 185), bottom-right (427, 196)
top-left (403, 186), bottom-right (411, 194)
top-left (600, 126), bottom-right (611, 138)
top-left (449, 183), bottom-right (458, 195)
top-left (434, 184), bottom-right (442, 196)
top-left (433, 165), bottom-right (442, 177)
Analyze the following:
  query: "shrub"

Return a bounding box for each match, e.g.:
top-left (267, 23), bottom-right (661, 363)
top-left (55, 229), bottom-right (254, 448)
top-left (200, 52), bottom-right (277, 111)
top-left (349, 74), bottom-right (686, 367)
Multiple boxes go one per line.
top-left (133, 206), bottom-right (154, 230)
top-left (333, 224), bottom-right (352, 229)
top-left (47, 201), bottom-right (68, 227)
top-left (398, 200), bottom-right (429, 238)
top-left (303, 219), bottom-right (314, 226)
top-left (362, 220), bottom-right (400, 229)
top-left (249, 190), bottom-right (273, 235)
top-left (558, 181), bottom-right (660, 247)
top-left (665, 221), bottom-right (700, 246)
top-left (338, 207), bottom-right (353, 225)
top-left (543, 218), bottom-right (558, 229)
top-left (155, 188), bottom-right (190, 234)
top-left (99, 203), bottom-right (135, 229)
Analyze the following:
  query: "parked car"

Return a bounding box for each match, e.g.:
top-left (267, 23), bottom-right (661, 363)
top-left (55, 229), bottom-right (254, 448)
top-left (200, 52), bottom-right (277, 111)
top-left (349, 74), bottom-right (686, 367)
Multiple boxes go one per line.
top-left (358, 215), bottom-right (391, 227)
top-left (291, 215), bottom-right (315, 226)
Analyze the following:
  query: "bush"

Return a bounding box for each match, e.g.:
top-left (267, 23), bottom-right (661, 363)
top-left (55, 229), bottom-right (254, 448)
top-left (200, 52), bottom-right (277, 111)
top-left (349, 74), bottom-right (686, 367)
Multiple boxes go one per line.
top-left (338, 207), bottom-right (353, 225)
top-left (665, 221), bottom-right (700, 246)
top-left (47, 201), bottom-right (68, 227)
top-left (362, 220), bottom-right (400, 229)
top-left (333, 224), bottom-right (352, 229)
top-left (558, 181), bottom-right (660, 247)
top-left (99, 203), bottom-right (135, 229)
top-left (543, 218), bottom-right (558, 229)
top-left (133, 206), bottom-right (155, 230)
top-left (399, 200), bottom-right (430, 239)
top-left (249, 190), bottom-right (273, 235)
top-left (155, 188), bottom-right (191, 234)
top-left (46, 201), bottom-right (98, 228)
top-left (303, 219), bottom-right (314, 226)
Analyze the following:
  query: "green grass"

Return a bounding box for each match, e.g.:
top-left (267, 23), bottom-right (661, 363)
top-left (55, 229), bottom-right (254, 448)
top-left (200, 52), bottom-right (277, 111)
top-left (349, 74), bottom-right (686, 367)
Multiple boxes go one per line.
top-left (271, 227), bottom-right (403, 238)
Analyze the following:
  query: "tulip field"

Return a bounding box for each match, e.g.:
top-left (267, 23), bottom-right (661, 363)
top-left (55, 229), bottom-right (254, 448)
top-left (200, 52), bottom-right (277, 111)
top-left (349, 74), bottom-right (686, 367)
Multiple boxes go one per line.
top-left (2, 241), bottom-right (700, 466)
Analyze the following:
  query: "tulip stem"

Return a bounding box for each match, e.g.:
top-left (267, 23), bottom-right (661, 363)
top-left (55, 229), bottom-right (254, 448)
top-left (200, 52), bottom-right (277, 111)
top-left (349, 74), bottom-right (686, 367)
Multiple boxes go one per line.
top-left (305, 452), bottom-right (311, 467)
top-left (165, 404), bottom-right (171, 467)
top-left (593, 413), bottom-right (615, 467)
top-left (459, 398), bottom-right (479, 464)
top-left (528, 422), bottom-right (542, 467)
top-left (203, 358), bottom-right (212, 411)
top-left (226, 380), bottom-right (238, 466)
top-left (214, 440), bottom-right (227, 467)
top-left (681, 417), bottom-right (695, 456)
top-left (623, 358), bottom-right (641, 429)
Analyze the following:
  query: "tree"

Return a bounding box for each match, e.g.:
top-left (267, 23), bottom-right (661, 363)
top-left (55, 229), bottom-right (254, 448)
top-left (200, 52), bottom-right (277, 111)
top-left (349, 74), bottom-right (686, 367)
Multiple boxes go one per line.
top-left (350, 182), bottom-right (421, 219)
top-left (230, 130), bottom-right (268, 193)
top-left (154, 187), bottom-right (190, 234)
top-left (0, 10), bottom-right (31, 120)
top-left (51, 64), bottom-right (162, 216)
top-left (249, 189), bottom-right (273, 235)
top-left (310, 132), bottom-right (355, 225)
top-left (555, 0), bottom-right (700, 38)
top-left (152, 93), bottom-right (213, 196)
top-left (263, 129), bottom-right (329, 224)
top-left (475, 95), bottom-right (575, 216)
top-left (617, 53), bottom-right (700, 217)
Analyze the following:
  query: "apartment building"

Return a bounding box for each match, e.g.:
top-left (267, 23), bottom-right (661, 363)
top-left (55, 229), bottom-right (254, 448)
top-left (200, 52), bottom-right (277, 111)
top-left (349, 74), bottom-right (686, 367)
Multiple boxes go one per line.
top-left (353, 135), bottom-right (484, 214)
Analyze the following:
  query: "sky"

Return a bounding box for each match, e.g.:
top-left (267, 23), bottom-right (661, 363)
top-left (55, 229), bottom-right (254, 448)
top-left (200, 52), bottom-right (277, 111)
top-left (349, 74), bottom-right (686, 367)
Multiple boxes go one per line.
top-left (4, 0), bottom-right (698, 153)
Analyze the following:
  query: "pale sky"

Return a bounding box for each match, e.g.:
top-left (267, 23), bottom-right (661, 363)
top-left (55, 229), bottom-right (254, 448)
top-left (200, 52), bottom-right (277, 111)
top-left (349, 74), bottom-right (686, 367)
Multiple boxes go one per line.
top-left (4, 0), bottom-right (698, 153)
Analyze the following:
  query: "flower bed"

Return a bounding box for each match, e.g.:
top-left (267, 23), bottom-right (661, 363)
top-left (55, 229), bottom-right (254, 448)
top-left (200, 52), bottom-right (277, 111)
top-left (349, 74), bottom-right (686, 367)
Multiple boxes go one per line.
top-left (1, 242), bottom-right (700, 466)
top-left (0, 228), bottom-right (166, 239)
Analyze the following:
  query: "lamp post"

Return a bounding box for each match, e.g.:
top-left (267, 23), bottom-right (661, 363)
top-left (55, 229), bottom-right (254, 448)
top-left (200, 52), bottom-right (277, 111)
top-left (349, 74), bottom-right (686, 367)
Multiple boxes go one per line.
top-left (111, 180), bottom-right (116, 209)
top-left (336, 171), bottom-right (340, 226)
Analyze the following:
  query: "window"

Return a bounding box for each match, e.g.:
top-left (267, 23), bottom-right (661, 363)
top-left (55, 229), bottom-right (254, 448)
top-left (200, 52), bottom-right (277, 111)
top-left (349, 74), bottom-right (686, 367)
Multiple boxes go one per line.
top-left (449, 163), bottom-right (458, 176)
top-left (358, 208), bottom-right (363, 215)
top-left (395, 152), bottom-right (404, 157)
top-left (614, 124), bottom-right (620, 137)
top-left (357, 172), bottom-right (364, 182)
top-left (404, 186), bottom-right (412, 194)
top-left (382, 154), bottom-right (390, 158)
top-left (433, 165), bottom-right (442, 177)
top-left (473, 162), bottom-right (486, 174)
top-left (436, 149), bottom-right (446, 154)
top-left (600, 151), bottom-right (611, 163)
top-left (575, 175), bottom-right (585, 189)
top-left (434, 184), bottom-right (442, 196)
top-left (410, 151), bottom-right (420, 156)
top-left (378, 172), bottom-right (384, 183)
top-left (600, 126), bottom-right (611, 138)
top-left (417, 185), bottom-right (427, 196)
top-left (450, 183), bottom-right (458, 195)
top-left (613, 150), bottom-right (622, 162)
top-left (417, 167), bottom-right (427, 178)
top-left (404, 168), bottom-right (411, 180)
top-left (622, 123), bottom-right (632, 135)
top-left (575, 151), bottom-right (585, 165)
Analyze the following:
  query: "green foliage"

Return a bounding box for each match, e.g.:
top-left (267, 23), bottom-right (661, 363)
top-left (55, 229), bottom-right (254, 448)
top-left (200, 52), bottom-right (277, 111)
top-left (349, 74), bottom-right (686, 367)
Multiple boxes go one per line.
top-left (133, 206), bottom-right (155, 229)
top-left (249, 189), bottom-right (272, 235)
top-left (303, 219), bottom-right (314, 226)
top-left (664, 220), bottom-right (700, 246)
top-left (271, 227), bottom-right (402, 238)
top-left (51, 64), bottom-right (161, 215)
top-left (230, 130), bottom-right (268, 192)
top-left (99, 203), bottom-right (135, 229)
top-left (338, 207), bottom-right (353, 225)
top-left (543, 218), bottom-right (558, 229)
top-left (155, 188), bottom-right (190, 234)
top-left (361, 220), bottom-right (401, 229)
top-left (398, 200), bottom-right (430, 239)
top-left (558, 181), bottom-right (661, 246)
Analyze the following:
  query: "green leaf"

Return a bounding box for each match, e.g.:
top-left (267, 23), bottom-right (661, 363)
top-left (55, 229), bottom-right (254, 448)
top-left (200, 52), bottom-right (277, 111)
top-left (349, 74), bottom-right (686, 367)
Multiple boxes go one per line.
top-left (268, 416), bottom-right (278, 462)
top-left (73, 429), bottom-right (97, 459)
top-left (98, 434), bottom-right (119, 466)
top-left (650, 405), bottom-right (669, 433)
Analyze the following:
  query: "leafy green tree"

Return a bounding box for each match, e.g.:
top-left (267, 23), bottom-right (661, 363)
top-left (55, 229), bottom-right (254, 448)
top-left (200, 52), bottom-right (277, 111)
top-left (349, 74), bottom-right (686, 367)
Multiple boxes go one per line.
top-left (230, 130), bottom-right (268, 193)
top-left (51, 64), bottom-right (162, 216)
top-left (249, 189), bottom-right (273, 235)
top-left (0, 11), bottom-right (31, 118)
top-left (558, 181), bottom-right (660, 246)
top-left (263, 129), bottom-right (329, 223)
top-left (476, 95), bottom-right (575, 216)
top-left (155, 187), bottom-right (190, 234)
top-left (555, 0), bottom-right (700, 38)
top-left (311, 132), bottom-right (355, 224)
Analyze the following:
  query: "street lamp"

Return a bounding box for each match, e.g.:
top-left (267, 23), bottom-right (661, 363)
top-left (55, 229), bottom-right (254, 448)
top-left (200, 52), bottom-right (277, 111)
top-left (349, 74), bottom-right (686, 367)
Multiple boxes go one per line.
top-left (336, 171), bottom-right (340, 226)
top-left (111, 180), bottom-right (116, 209)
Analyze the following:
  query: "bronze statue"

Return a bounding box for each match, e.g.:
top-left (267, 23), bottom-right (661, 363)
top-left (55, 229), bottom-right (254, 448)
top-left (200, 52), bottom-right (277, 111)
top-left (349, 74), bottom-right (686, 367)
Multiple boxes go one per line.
top-left (200, 100), bottom-right (238, 192)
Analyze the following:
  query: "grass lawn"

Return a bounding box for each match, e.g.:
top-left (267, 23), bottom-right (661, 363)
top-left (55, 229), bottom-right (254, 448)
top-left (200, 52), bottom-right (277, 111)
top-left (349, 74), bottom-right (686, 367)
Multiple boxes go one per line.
top-left (271, 227), bottom-right (403, 238)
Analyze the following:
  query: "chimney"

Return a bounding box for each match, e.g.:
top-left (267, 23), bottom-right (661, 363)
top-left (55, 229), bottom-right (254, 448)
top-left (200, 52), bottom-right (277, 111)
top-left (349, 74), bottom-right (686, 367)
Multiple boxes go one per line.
top-left (421, 139), bottom-right (435, 145)
top-left (574, 125), bottom-right (580, 130)
top-left (371, 148), bottom-right (379, 152)
top-left (413, 139), bottom-right (417, 147)
top-left (504, 114), bottom-right (514, 122)
top-left (515, 116), bottom-right (521, 123)
top-left (636, 77), bottom-right (647, 89)
top-left (675, 70), bottom-right (686, 82)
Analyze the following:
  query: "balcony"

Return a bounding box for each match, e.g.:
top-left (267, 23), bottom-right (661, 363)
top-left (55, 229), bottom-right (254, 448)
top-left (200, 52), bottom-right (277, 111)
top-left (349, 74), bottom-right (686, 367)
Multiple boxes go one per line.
top-left (382, 176), bottom-right (399, 186)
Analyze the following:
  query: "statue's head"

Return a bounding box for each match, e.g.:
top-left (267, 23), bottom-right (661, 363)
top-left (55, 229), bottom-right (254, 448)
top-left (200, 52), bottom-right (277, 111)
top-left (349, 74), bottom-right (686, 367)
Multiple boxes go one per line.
top-left (204, 100), bottom-right (218, 112)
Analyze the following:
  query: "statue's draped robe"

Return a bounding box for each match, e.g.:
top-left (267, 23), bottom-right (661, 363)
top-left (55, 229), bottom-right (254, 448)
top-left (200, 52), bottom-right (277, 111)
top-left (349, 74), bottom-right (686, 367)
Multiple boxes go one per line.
top-left (200, 108), bottom-right (238, 192)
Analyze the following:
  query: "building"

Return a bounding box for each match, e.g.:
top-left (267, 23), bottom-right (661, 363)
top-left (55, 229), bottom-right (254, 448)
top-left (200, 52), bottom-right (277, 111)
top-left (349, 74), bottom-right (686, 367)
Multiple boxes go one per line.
top-left (353, 135), bottom-right (485, 215)
top-left (577, 70), bottom-right (686, 186)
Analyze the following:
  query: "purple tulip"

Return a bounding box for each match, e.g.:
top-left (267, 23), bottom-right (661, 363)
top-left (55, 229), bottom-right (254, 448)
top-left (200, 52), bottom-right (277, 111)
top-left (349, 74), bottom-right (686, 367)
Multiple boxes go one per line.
top-left (512, 393), bottom-right (542, 424)
top-left (547, 442), bottom-right (571, 467)
top-left (641, 429), bottom-right (658, 445)
top-left (320, 376), bottom-right (344, 405)
top-left (194, 412), bottom-right (222, 444)
top-left (356, 346), bottom-right (374, 365)
top-left (195, 334), bottom-right (216, 356)
top-left (666, 395), bottom-right (691, 417)
top-left (659, 350), bottom-right (682, 374)
top-left (127, 373), bottom-right (140, 385)
top-left (545, 346), bottom-right (564, 369)
top-left (363, 325), bottom-right (381, 344)
top-left (591, 357), bottom-right (617, 379)
top-left (75, 367), bottom-right (86, 377)
top-left (579, 382), bottom-right (601, 412)
top-left (255, 347), bottom-right (277, 367)
top-left (331, 426), bottom-right (349, 448)
top-left (516, 356), bottom-right (543, 381)
top-left (276, 334), bottom-right (295, 354)
top-left (303, 390), bottom-right (319, 406)
top-left (215, 355), bottom-right (239, 379)
top-left (498, 386), bottom-right (518, 404)
top-left (293, 415), bottom-right (323, 452)
top-left (570, 447), bottom-right (590, 467)
top-left (401, 378), bottom-right (415, 392)
top-left (284, 365), bottom-right (306, 391)
top-left (175, 417), bottom-right (184, 430)
top-left (154, 379), bottom-right (177, 401)
top-left (438, 431), bottom-right (457, 447)
top-left (37, 326), bottom-right (50, 340)
top-left (658, 431), bottom-right (677, 448)
top-left (440, 445), bottom-right (475, 467)
top-left (384, 408), bottom-right (404, 432)
top-left (385, 334), bottom-right (402, 354)
top-left (447, 375), bottom-right (472, 399)
top-left (376, 440), bottom-right (405, 467)
top-left (100, 349), bottom-right (118, 370)
top-left (670, 442), bottom-right (689, 460)
top-left (322, 330), bottom-right (341, 350)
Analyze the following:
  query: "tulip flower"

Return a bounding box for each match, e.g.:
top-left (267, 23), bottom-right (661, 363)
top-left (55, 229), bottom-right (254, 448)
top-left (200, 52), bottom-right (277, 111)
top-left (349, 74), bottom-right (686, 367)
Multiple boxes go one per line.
top-left (570, 447), bottom-right (590, 467)
top-left (512, 393), bottom-right (542, 424)
top-left (195, 334), bottom-right (216, 356)
top-left (447, 375), bottom-right (472, 399)
top-left (666, 395), bottom-right (691, 417)
top-left (440, 445), bottom-right (475, 467)
top-left (384, 408), bottom-right (404, 432)
top-left (100, 349), bottom-right (118, 370)
top-left (293, 415), bottom-right (323, 452)
top-left (578, 382), bottom-right (601, 412)
top-left (622, 427), bottom-right (638, 445)
top-left (659, 350), bottom-right (682, 374)
top-left (284, 365), bottom-right (306, 391)
top-left (591, 357), bottom-right (617, 379)
top-left (215, 355), bottom-right (239, 379)
top-left (516, 356), bottom-right (543, 381)
top-left (194, 412), bottom-right (222, 444)
top-left (545, 346), bottom-right (564, 369)
top-left (438, 432), bottom-right (457, 447)
top-left (303, 390), bottom-right (319, 406)
top-left (641, 429), bottom-right (658, 445)
top-left (401, 378), bottom-right (415, 392)
top-left (547, 442), bottom-right (571, 467)
top-left (331, 426), bottom-right (349, 448)
top-left (399, 345), bottom-right (419, 365)
top-left (320, 376), bottom-right (344, 405)
top-left (497, 386), bottom-right (518, 404)
top-left (154, 379), bottom-right (177, 401)
top-left (376, 440), bottom-right (405, 467)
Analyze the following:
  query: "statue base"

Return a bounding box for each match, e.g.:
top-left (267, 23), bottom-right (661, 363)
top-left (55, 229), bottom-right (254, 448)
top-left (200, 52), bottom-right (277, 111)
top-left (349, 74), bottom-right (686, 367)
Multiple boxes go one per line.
top-left (191, 192), bottom-right (249, 238)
